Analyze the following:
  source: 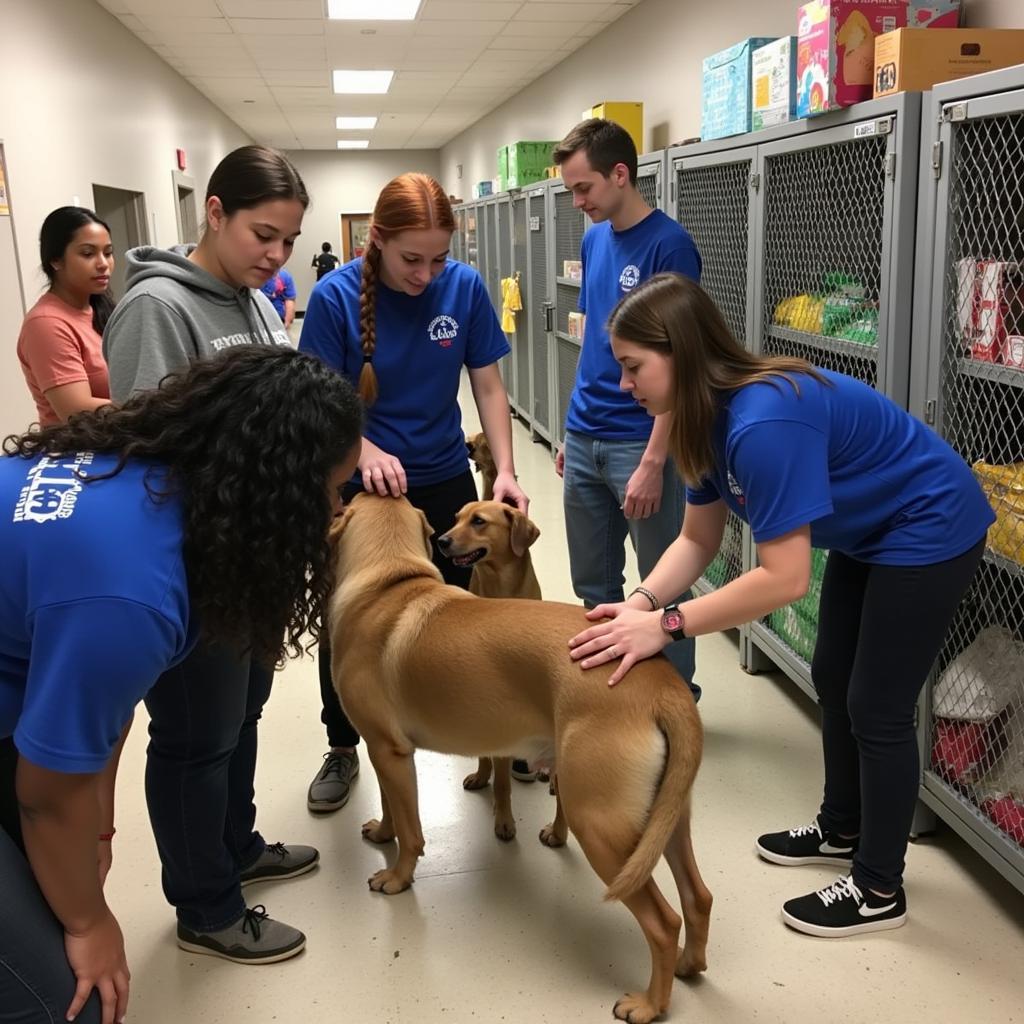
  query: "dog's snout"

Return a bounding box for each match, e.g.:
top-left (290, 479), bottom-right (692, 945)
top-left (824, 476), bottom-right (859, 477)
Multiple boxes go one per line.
top-left (437, 534), bottom-right (452, 551)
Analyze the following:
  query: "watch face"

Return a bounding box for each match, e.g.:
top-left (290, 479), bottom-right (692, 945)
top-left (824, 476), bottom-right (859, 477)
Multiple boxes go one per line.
top-left (663, 609), bottom-right (683, 631)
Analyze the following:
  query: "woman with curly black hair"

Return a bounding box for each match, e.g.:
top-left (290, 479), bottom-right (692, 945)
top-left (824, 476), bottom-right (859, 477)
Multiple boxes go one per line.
top-left (0, 346), bottom-right (362, 1024)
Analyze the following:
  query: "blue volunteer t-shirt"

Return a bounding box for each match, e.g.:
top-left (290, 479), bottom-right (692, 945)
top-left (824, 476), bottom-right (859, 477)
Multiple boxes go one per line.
top-left (260, 268), bottom-right (296, 321)
top-left (566, 209), bottom-right (701, 439)
top-left (686, 369), bottom-right (994, 565)
top-left (299, 258), bottom-right (510, 486)
top-left (0, 452), bottom-right (196, 773)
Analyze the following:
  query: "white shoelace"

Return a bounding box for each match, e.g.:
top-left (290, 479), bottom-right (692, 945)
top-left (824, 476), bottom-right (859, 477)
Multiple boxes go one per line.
top-left (816, 875), bottom-right (863, 907)
top-left (788, 819), bottom-right (823, 839)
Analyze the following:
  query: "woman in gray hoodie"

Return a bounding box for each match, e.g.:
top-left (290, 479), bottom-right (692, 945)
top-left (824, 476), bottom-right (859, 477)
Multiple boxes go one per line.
top-left (102, 146), bottom-right (314, 965)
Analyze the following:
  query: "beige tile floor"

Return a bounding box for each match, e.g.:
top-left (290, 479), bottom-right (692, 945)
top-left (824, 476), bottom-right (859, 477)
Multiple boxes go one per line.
top-left (105, 369), bottom-right (1024, 1023)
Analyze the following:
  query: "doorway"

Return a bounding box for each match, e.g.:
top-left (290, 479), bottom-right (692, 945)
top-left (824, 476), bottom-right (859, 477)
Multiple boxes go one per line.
top-left (92, 184), bottom-right (149, 301)
top-left (173, 170), bottom-right (199, 245)
top-left (0, 141), bottom-right (34, 435)
top-left (340, 213), bottom-right (371, 261)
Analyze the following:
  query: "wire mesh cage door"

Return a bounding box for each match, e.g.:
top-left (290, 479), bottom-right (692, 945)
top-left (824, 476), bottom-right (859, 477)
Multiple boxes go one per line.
top-left (636, 155), bottom-right (662, 210)
top-left (484, 200), bottom-right (501, 312)
top-left (511, 195), bottom-right (530, 422)
top-left (465, 203), bottom-right (479, 270)
top-left (749, 117), bottom-right (900, 694)
top-left (452, 207), bottom-right (464, 263)
top-left (495, 197), bottom-right (514, 397)
top-left (552, 184), bottom-right (584, 446)
top-left (923, 91), bottom-right (1024, 873)
top-left (673, 147), bottom-right (759, 599)
top-left (527, 186), bottom-right (551, 439)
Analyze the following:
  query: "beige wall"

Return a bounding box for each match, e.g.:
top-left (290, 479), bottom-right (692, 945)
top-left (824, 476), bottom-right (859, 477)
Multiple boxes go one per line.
top-left (282, 150), bottom-right (441, 311)
top-left (0, 0), bottom-right (251, 436)
top-left (438, 0), bottom-right (1024, 194)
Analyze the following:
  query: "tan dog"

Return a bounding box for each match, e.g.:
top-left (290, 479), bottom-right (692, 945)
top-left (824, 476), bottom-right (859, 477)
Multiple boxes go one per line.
top-left (465, 431), bottom-right (497, 500)
top-left (437, 499), bottom-right (555, 842)
top-left (329, 493), bottom-right (711, 1023)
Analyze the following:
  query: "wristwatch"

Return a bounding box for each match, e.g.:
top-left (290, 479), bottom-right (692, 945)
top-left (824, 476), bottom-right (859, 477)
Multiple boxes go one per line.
top-left (660, 602), bottom-right (687, 642)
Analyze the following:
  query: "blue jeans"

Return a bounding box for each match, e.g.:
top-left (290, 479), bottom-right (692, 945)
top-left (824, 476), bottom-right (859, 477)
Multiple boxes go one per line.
top-left (144, 643), bottom-right (272, 931)
top-left (562, 430), bottom-right (698, 692)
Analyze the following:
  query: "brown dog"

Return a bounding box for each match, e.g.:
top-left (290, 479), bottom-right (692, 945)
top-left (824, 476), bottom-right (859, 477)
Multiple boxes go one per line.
top-left (329, 493), bottom-right (711, 1023)
top-left (465, 431), bottom-right (497, 500)
top-left (437, 499), bottom-right (556, 841)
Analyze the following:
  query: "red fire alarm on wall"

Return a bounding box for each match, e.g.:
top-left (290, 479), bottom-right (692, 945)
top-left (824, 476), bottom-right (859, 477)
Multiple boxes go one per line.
top-left (176, 149), bottom-right (187, 171)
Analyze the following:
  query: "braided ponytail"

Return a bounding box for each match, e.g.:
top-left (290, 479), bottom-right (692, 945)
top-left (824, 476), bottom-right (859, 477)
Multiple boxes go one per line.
top-left (358, 244), bottom-right (381, 406)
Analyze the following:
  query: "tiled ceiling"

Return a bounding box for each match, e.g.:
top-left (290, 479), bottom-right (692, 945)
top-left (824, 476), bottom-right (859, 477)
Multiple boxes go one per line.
top-left (96, 0), bottom-right (643, 149)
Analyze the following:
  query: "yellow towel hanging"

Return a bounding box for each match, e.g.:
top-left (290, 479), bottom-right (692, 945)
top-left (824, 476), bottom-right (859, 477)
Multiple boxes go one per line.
top-left (501, 273), bottom-right (522, 334)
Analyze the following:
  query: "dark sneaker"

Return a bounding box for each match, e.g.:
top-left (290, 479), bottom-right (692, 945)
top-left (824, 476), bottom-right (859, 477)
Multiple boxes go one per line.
top-left (756, 816), bottom-right (858, 867)
top-left (511, 759), bottom-right (537, 783)
top-left (177, 905), bottom-right (306, 964)
top-left (241, 842), bottom-right (319, 887)
top-left (307, 749), bottom-right (359, 813)
top-left (782, 875), bottom-right (907, 937)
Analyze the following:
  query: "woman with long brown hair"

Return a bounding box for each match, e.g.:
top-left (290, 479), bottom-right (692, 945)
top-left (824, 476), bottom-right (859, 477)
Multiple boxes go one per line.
top-left (568, 272), bottom-right (992, 939)
top-left (299, 172), bottom-right (530, 808)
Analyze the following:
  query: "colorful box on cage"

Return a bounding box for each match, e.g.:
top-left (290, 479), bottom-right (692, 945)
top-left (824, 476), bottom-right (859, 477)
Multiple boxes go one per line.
top-left (753, 37), bottom-right (799, 129)
top-left (505, 141), bottom-right (559, 189)
top-left (582, 102), bottom-right (644, 154)
top-left (701, 38), bottom-right (777, 141)
top-left (796, 0), bottom-right (963, 117)
top-left (874, 28), bottom-right (1024, 98)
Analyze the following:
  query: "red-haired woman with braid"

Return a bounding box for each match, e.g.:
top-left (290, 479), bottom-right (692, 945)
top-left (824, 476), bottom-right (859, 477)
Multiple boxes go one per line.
top-left (299, 172), bottom-right (529, 808)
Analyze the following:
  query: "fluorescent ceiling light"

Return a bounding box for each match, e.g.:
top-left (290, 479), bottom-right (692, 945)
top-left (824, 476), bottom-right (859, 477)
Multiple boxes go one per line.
top-left (336, 116), bottom-right (378, 129)
top-left (327, 0), bottom-right (421, 18)
top-left (332, 69), bottom-right (394, 94)
top-left (337, 140), bottom-right (370, 149)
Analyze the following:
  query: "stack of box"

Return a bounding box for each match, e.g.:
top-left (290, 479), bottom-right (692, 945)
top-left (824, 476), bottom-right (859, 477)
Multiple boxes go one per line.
top-left (567, 312), bottom-right (586, 339)
top-left (582, 102), bottom-right (644, 154)
top-left (701, 38), bottom-right (777, 140)
top-left (795, 0), bottom-right (962, 117)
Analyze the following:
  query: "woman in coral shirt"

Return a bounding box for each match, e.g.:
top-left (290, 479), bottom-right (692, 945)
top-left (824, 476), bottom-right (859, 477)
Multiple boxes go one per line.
top-left (17, 207), bottom-right (115, 425)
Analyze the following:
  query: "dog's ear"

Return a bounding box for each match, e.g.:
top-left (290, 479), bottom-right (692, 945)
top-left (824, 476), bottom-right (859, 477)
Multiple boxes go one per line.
top-left (417, 508), bottom-right (435, 557)
top-left (328, 504), bottom-right (355, 545)
top-left (505, 507), bottom-right (540, 557)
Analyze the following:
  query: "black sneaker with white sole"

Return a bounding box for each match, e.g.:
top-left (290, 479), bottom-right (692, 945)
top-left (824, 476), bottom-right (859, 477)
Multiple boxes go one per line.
top-left (756, 816), bottom-right (858, 867)
top-left (782, 875), bottom-right (907, 937)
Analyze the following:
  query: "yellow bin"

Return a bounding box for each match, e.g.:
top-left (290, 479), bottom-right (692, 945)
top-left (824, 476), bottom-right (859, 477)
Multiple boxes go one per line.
top-left (583, 101), bottom-right (644, 154)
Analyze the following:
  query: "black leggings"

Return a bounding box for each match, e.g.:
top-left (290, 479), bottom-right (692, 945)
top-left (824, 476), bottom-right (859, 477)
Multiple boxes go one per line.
top-left (319, 471), bottom-right (478, 747)
top-left (811, 537), bottom-right (985, 892)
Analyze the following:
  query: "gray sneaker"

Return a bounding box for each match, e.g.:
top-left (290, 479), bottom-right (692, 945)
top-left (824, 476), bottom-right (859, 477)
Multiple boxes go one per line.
top-left (240, 842), bottom-right (319, 887)
top-left (177, 905), bottom-right (305, 964)
top-left (307, 749), bottom-right (359, 813)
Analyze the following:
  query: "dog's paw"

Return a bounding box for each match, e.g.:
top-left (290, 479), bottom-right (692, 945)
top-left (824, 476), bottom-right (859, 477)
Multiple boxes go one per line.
top-left (612, 993), bottom-right (663, 1023)
top-left (675, 946), bottom-right (708, 979)
top-left (368, 868), bottom-right (411, 895)
top-left (462, 770), bottom-right (490, 791)
top-left (361, 818), bottom-right (396, 844)
top-left (494, 816), bottom-right (517, 842)
top-left (538, 823), bottom-right (567, 848)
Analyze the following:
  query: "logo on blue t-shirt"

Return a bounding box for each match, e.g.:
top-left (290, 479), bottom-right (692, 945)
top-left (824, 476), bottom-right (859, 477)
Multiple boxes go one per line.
top-left (428, 314), bottom-right (460, 348)
top-left (13, 453), bottom-right (94, 523)
top-left (619, 264), bottom-right (641, 291)
top-left (727, 471), bottom-right (746, 506)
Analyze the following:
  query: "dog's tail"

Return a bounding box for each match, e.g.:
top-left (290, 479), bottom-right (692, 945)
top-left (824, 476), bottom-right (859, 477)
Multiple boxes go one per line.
top-left (604, 688), bottom-right (701, 902)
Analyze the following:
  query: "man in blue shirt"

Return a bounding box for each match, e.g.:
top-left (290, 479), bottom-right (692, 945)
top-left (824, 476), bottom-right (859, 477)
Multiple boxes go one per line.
top-left (261, 267), bottom-right (297, 329)
top-left (553, 119), bottom-right (702, 698)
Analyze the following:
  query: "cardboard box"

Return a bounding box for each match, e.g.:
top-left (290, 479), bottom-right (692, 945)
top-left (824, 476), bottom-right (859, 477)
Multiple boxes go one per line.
top-left (874, 28), bottom-right (1024, 97)
top-left (562, 260), bottom-right (582, 281)
top-left (506, 140), bottom-right (559, 189)
top-left (474, 180), bottom-right (493, 199)
top-left (753, 36), bottom-right (798, 130)
top-left (583, 102), bottom-right (644, 153)
top-left (702, 38), bottom-right (777, 140)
